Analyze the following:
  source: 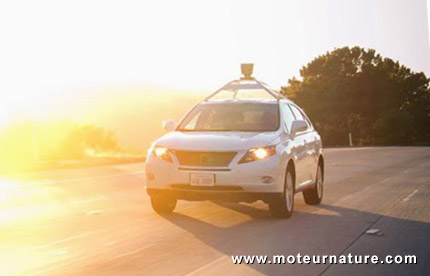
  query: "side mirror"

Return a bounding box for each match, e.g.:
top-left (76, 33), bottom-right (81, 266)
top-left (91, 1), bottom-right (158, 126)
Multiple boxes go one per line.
top-left (162, 119), bottom-right (176, 131)
top-left (290, 120), bottom-right (308, 136)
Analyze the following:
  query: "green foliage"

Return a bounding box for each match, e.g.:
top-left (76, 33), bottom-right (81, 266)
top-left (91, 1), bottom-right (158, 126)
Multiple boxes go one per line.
top-left (0, 121), bottom-right (122, 172)
top-left (59, 124), bottom-right (120, 159)
top-left (282, 46), bottom-right (430, 146)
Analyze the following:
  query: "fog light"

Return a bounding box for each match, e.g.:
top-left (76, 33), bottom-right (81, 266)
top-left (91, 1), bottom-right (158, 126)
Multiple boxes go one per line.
top-left (147, 172), bottom-right (155, 181)
top-left (261, 176), bottom-right (275, 184)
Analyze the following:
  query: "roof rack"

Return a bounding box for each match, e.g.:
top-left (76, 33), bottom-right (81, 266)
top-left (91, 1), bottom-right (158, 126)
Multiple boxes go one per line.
top-left (205, 63), bottom-right (287, 101)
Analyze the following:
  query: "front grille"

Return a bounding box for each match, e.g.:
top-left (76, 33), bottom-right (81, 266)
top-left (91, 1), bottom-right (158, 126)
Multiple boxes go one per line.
top-left (174, 151), bottom-right (237, 167)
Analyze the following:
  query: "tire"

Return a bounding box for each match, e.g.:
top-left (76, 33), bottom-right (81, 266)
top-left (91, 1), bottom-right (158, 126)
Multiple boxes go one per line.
top-left (269, 168), bottom-right (295, 218)
top-left (303, 162), bottom-right (323, 205)
top-left (150, 195), bottom-right (177, 214)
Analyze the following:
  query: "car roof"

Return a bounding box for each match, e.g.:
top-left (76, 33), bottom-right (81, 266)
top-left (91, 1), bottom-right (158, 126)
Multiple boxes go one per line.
top-left (202, 64), bottom-right (295, 105)
top-left (200, 98), bottom-right (293, 105)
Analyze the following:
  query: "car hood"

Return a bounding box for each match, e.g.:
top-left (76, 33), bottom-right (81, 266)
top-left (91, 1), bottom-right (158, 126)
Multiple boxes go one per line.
top-left (155, 131), bottom-right (281, 151)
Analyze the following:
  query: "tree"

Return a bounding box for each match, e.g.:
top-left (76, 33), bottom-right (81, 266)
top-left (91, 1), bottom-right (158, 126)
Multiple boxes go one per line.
top-left (60, 124), bottom-right (121, 158)
top-left (282, 46), bottom-right (430, 146)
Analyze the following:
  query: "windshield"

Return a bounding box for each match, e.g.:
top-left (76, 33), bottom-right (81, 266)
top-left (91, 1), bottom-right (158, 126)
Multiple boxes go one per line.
top-left (178, 102), bottom-right (280, 132)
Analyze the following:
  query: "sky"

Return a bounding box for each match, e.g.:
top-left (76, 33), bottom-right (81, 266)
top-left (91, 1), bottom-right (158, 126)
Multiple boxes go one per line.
top-left (0, 0), bottom-right (429, 128)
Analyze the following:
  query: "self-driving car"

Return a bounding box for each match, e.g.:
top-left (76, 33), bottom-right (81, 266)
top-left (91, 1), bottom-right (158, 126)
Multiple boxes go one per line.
top-left (145, 64), bottom-right (324, 218)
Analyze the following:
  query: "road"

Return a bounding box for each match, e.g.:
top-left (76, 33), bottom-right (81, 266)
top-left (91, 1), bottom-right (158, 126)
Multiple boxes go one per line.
top-left (0, 147), bottom-right (429, 275)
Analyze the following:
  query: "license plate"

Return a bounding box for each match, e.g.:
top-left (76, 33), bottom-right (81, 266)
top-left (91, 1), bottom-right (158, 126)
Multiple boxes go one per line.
top-left (190, 173), bottom-right (215, 186)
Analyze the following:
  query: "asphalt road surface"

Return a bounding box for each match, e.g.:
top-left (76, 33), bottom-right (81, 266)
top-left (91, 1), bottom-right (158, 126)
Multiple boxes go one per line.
top-left (1, 147), bottom-right (429, 276)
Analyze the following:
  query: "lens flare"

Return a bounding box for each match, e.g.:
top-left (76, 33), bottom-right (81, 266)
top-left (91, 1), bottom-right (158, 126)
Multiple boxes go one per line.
top-left (154, 146), bottom-right (168, 157)
top-left (253, 148), bottom-right (269, 159)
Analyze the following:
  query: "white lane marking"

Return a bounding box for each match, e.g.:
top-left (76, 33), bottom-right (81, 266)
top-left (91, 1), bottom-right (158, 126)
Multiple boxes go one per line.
top-left (52, 249), bottom-right (69, 256)
top-left (34, 231), bottom-right (98, 249)
top-left (185, 256), bottom-right (228, 276)
top-left (1, 171), bottom-right (145, 190)
top-left (33, 219), bottom-right (146, 250)
top-left (111, 248), bottom-right (143, 259)
top-left (105, 241), bottom-right (117, 247)
top-left (402, 189), bottom-right (419, 202)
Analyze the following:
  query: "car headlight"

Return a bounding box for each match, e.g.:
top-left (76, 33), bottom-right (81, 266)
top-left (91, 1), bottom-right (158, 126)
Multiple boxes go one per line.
top-left (152, 146), bottom-right (173, 162)
top-left (239, 146), bottom-right (276, 164)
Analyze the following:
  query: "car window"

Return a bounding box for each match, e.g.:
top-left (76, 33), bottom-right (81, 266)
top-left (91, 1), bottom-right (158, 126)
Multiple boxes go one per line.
top-left (289, 105), bottom-right (304, 120)
top-left (289, 104), bottom-right (310, 130)
top-left (178, 102), bottom-right (280, 132)
top-left (281, 104), bottom-right (295, 133)
top-left (183, 109), bottom-right (201, 130)
top-left (301, 111), bottom-right (313, 128)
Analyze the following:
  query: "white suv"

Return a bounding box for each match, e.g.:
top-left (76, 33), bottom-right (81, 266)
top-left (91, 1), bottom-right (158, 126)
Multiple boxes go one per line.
top-left (145, 64), bottom-right (324, 218)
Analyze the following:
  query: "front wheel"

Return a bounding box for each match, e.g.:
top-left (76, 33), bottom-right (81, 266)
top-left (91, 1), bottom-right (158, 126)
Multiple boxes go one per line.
top-left (303, 162), bottom-right (323, 205)
top-left (150, 195), bottom-right (177, 214)
top-left (269, 168), bottom-right (294, 218)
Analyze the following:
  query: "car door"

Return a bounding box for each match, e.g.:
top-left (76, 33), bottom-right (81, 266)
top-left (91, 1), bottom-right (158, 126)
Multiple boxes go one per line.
top-left (281, 103), bottom-right (308, 186)
top-left (295, 106), bottom-right (320, 182)
top-left (289, 104), bottom-right (315, 185)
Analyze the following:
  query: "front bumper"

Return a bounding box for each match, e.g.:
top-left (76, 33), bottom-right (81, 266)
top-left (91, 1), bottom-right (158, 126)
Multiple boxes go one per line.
top-left (145, 151), bottom-right (286, 198)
